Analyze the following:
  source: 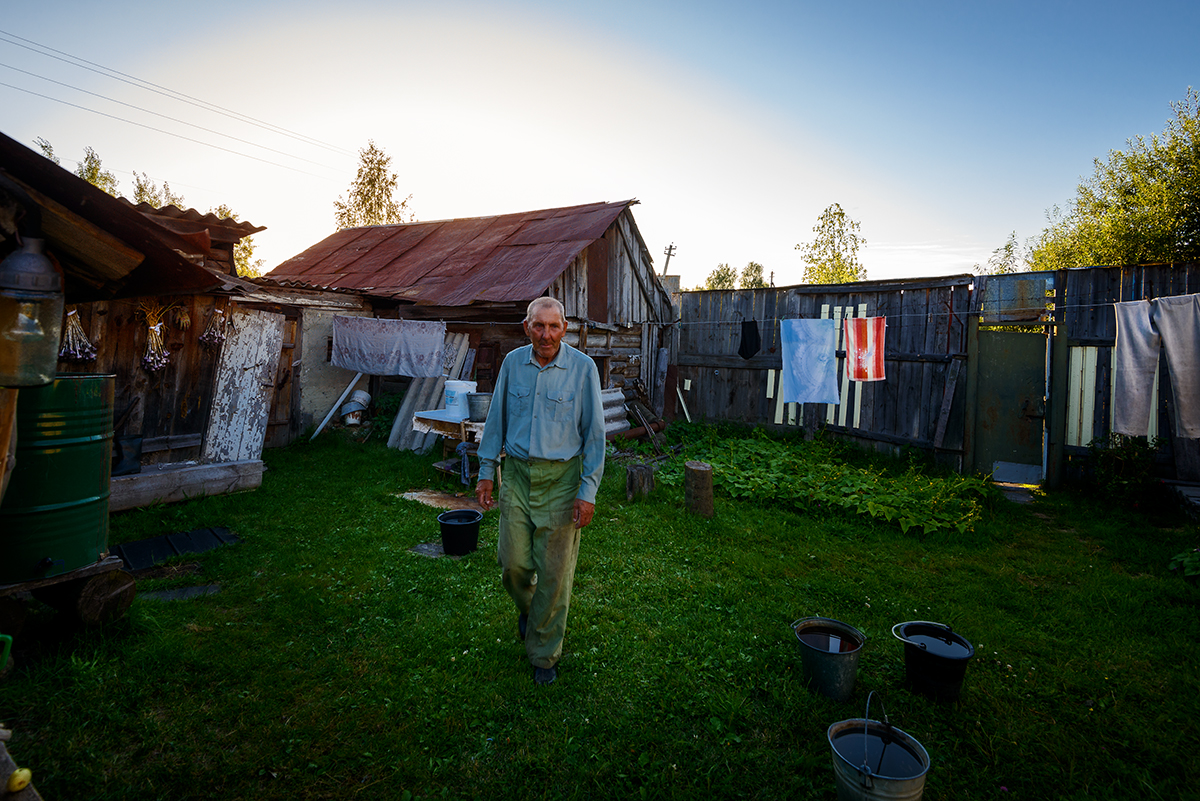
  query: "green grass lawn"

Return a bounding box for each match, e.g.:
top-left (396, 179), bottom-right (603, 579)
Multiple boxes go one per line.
top-left (1, 427), bottom-right (1198, 800)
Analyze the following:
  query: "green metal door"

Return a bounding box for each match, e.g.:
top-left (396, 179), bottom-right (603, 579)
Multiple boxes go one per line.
top-left (973, 330), bottom-right (1047, 483)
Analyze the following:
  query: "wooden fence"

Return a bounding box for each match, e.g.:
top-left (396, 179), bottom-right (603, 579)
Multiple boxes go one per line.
top-left (675, 263), bottom-right (1200, 483)
top-left (676, 276), bottom-right (974, 470)
top-left (1050, 263), bottom-right (1200, 482)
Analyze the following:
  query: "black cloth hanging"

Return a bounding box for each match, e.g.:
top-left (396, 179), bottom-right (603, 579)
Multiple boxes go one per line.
top-left (738, 319), bottom-right (761, 360)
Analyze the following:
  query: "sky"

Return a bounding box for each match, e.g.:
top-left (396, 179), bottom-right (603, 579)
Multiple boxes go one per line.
top-left (2, 1), bottom-right (1197, 290)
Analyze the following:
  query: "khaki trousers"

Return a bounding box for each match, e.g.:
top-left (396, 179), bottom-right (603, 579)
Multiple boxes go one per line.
top-left (496, 456), bottom-right (582, 669)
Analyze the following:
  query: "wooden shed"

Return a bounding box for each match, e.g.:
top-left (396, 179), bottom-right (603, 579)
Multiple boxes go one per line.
top-left (1, 130), bottom-right (280, 509)
top-left (260, 200), bottom-right (678, 434)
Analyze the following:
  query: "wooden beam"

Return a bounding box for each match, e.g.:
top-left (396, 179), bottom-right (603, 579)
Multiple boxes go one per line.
top-left (24, 185), bottom-right (145, 280)
top-left (109, 460), bottom-right (263, 512)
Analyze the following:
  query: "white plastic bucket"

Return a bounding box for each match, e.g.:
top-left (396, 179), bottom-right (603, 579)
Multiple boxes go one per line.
top-left (443, 380), bottom-right (476, 418)
top-left (350, 389), bottom-right (371, 407)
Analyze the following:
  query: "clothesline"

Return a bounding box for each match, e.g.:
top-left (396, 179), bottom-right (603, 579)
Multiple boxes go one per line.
top-left (674, 298), bottom-right (1187, 327)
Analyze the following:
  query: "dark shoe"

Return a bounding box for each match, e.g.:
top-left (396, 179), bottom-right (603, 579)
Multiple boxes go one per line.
top-left (534, 666), bottom-right (557, 685)
top-left (518, 613), bottom-right (528, 639)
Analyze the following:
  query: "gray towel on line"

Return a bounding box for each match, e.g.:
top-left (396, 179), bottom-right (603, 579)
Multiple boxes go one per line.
top-left (1113, 294), bottom-right (1200, 438)
top-left (1113, 300), bottom-right (1159, 437)
top-left (1152, 294), bottom-right (1200, 438)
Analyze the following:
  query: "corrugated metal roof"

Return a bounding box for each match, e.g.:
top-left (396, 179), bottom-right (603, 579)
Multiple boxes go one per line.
top-left (0, 130), bottom-right (223, 302)
top-left (123, 201), bottom-right (267, 239)
top-left (264, 200), bottom-right (636, 306)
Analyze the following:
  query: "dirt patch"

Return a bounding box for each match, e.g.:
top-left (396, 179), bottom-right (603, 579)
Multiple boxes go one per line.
top-left (396, 490), bottom-right (484, 512)
top-left (131, 562), bottom-right (203, 580)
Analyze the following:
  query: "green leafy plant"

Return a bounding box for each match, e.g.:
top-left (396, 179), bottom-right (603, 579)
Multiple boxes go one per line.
top-left (658, 434), bottom-right (991, 535)
top-left (1170, 546), bottom-right (1200, 579)
top-left (1088, 432), bottom-right (1159, 506)
top-left (368, 391), bottom-right (405, 441)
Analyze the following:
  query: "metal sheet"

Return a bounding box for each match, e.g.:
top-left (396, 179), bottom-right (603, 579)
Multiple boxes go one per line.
top-left (263, 200), bottom-right (633, 307)
top-left (978, 271), bottom-right (1055, 323)
top-left (974, 330), bottom-right (1047, 479)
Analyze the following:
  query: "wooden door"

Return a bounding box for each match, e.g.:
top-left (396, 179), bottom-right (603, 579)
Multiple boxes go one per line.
top-left (264, 313), bottom-right (300, 449)
top-left (202, 307), bottom-right (286, 463)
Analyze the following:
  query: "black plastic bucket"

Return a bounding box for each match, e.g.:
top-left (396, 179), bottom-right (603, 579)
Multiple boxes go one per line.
top-left (437, 509), bottom-right (482, 556)
top-left (892, 621), bottom-right (974, 703)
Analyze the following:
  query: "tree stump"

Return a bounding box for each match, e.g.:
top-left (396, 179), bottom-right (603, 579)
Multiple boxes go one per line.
top-left (684, 460), bottom-right (714, 517)
top-left (32, 570), bottom-right (137, 626)
top-left (625, 464), bottom-right (655, 501)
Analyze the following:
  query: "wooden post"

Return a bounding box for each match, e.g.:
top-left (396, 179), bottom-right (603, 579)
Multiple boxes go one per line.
top-left (625, 464), bottom-right (655, 501)
top-left (31, 570), bottom-right (136, 627)
top-left (684, 460), bottom-right (714, 517)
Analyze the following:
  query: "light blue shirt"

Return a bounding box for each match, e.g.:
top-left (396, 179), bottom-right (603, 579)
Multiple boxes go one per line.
top-left (477, 342), bottom-right (606, 504)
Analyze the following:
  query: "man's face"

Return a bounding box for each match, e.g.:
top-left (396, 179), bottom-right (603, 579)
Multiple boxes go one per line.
top-left (523, 305), bottom-right (566, 365)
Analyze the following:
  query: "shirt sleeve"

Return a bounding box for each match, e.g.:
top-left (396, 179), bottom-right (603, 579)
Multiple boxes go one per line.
top-left (576, 357), bottom-right (606, 504)
top-left (476, 358), bottom-right (508, 484)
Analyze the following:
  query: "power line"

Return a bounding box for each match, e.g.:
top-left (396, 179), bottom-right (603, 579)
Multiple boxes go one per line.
top-left (0, 28), bottom-right (353, 157)
top-left (0, 80), bottom-right (337, 181)
top-left (0, 61), bottom-right (341, 172)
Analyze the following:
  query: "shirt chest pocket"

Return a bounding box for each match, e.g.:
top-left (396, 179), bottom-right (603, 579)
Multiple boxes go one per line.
top-left (543, 390), bottom-right (576, 422)
top-left (509, 386), bottom-right (532, 415)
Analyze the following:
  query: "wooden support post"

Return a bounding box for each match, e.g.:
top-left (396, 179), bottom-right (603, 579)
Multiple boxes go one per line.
top-left (31, 570), bottom-right (136, 627)
top-left (625, 464), bottom-right (655, 501)
top-left (684, 460), bottom-right (714, 517)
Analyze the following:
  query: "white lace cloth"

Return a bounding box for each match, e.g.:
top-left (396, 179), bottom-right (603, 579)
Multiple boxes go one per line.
top-left (332, 316), bottom-right (447, 377)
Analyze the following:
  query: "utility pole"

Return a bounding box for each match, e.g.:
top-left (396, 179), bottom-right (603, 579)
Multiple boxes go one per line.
top-left (661, 243), bottom-right (676, 276)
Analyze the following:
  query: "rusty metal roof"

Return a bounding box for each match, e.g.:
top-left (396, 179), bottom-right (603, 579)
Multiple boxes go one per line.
top-left (263, 200), bottom-right (637, 306)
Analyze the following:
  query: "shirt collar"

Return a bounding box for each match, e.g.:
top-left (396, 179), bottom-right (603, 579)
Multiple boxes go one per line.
top-left (526, 342), bottom-right (568, 369)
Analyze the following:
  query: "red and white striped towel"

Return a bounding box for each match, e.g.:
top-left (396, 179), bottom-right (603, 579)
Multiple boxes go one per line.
top-left (844, 316), bottom-right (886, 381)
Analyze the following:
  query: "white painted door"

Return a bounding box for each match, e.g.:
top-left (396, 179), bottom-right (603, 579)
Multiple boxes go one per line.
top-left (202, 307), bottom-right (286, 463)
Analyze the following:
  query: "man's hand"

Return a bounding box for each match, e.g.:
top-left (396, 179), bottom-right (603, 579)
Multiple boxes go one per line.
top-left (573, 499), bottom-right (595, 528)
top-left (476, 479), bottom-right (496, 510)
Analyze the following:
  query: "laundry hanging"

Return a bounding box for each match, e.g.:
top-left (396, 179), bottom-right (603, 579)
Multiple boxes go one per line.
top-left (331, 316), bottom-right (447, 377)
top-left (738, 319), bottom-right (761, 360)
top-left (779, 318), bottom-right (839, 404)
top-left (1113, 293), bottom-right (1200, 438)
top-left (844, 316), bottom-right (886, 381)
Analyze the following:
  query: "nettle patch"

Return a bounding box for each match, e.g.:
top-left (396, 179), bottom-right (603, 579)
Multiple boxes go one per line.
top-left (659, 436), bottom-right (991, 536)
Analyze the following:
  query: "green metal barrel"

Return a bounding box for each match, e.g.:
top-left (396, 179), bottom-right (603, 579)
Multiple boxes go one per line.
top-left (0, 373), bottom-right (114, 584)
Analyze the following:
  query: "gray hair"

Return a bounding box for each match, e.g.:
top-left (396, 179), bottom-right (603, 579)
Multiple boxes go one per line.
top-left (525, 296), bottom-right (566, 324)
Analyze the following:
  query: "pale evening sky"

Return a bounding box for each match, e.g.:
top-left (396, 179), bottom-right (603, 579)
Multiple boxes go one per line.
top-left (2, 1), bottom-right (1196, 290)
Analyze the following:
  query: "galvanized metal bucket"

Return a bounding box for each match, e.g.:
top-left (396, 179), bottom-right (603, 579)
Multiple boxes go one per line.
top-left (467, 392), bottom-right (492, 422)
top-left (828, 693), bottom-right (930, 801)
top-left (793, 617), bottom-right (866, 703)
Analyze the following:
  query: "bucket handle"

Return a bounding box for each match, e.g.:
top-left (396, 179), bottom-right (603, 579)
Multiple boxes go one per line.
top-left (858, 690), bottom-right (900, 785)
top-left (891, 620), bottom-right (953, 649)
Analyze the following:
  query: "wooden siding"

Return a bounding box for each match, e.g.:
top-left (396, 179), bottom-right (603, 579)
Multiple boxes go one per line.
top-left (56, 295), bottom-right (227, 465)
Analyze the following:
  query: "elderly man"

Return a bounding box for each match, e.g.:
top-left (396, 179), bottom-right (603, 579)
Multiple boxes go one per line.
top-left (475, 297), bottom-right (606, 685)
